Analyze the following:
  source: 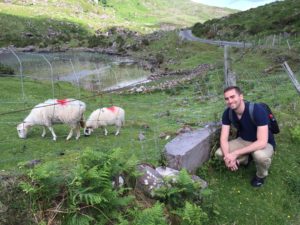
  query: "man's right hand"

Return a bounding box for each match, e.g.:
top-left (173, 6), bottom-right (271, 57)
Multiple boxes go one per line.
top-left (224, 157), bottom-right (239, 171)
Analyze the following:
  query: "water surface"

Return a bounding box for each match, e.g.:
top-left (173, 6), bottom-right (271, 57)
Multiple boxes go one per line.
top-left (0, 51), bottom-right (149, 91)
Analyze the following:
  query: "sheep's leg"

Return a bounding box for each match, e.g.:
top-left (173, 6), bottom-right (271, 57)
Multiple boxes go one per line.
top-left (41, 126), bottom-right (46, 138)
top-left (75, 125), bottom-right (80, 140)
top-left (115, 126), bottom-right (120, 136)
top-left (104, 128), bottom-right (108, 136)
top-left (66, 128), bottom-right (74, 140)
top-left (48, 127), bottom-right (57, 141)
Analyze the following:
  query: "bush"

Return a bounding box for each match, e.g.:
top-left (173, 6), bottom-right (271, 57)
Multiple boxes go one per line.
top-left (141, 38), bottom-right (150, 46)
top-left (155, 53), bottom-right (164, 65)
top-left (154, 169), bottom-right (206, 208)
top-left (88, 35), bottom-right (109, 47)
top-left (0, 63), bottom-right (14, 76)
top-left (19, 148), bottom-right (139, 224)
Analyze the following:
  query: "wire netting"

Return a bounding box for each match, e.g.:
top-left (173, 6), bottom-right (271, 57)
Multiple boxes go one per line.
top-left (1, 47), bottom-right (299, 172)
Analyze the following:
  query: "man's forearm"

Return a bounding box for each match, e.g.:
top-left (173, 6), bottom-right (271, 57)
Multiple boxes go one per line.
top-left (220, 140), bottom-right (230, 157)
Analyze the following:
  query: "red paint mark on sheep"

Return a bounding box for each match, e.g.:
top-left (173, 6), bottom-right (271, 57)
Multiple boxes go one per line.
top-left (107, 106), bottom-right (117, 113)
top-left (56, 99), bottom-right (68, 105)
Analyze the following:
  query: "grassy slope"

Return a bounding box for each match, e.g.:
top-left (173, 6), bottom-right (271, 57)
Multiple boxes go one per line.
top-left (0, 37), bottom-right (225, 169)
top-left (1, 1), bottom-right (300, 224)
top-left (0, 0), bottom-right (236, 47)
top-left (192, 0), bottom-right (300, 41)
top-left (1, 31), bottom-right (300, 224)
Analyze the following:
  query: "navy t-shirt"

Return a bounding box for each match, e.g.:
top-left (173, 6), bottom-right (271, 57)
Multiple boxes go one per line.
top-left (222, 102), bottom-right (276, 148)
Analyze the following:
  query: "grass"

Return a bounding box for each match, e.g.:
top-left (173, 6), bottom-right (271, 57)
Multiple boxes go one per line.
top-left (0, 75), bottom-right (223, 170)
top-left (0, 0), bottom-right (235, 47)
top-left (1, 47), bottom-right (300, 224)
top-left (130, 30), bottom-right (225, 71)
top-left (192, 0), bottom-right (300, 45)
top-left (1, 5), bottom-right (300, 223)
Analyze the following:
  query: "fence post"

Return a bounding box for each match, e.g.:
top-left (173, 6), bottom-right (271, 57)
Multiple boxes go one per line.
top-left (286, 40), bottom-right (291, 50)
top-left (224, 45), bottom-right (229, 87)
top-left (282, 61), bottom-right (300, 94)
top-left (224, 45), bottom-right (236, 87)
top-left (272, 35), bottom-right (276, 47)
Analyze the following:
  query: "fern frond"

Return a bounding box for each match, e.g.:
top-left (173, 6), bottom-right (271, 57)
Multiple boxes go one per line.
top-left (132, 202), bottom-right (168, 225)
top-left (180, 201), bottom-right (208, 225)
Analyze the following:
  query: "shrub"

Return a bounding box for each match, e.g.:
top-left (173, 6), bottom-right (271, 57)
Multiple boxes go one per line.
top-left (155, 53), bottom-right (164, 65)
top-left (141, 38), bottom-right (150, 46)
top-left (116, 35), bottom-right (125, 47)
top-left (19, 147), bottom-right (139, 224)
top-left (88, 35), bottom-right (109, 47)
top-left (154, 169), bottom-right (206, 208)
top-left (0, 63), bottom-right (15, 76)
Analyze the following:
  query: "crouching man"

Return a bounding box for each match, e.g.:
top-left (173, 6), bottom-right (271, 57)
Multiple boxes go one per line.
top-left (215, 86), bottom-right (275, 187)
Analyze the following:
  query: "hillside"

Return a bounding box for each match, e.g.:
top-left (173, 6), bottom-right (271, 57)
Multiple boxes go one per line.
top-left (192, 0), bottom-right (300, 41)
top-left (0, 0), bottom-right (236, 47)
top-left (1, 37), bottom-right (300, 224)
top-left (1, 1), bottom-right (300, 224)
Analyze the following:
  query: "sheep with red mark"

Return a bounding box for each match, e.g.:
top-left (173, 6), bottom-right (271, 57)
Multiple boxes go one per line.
top-left (84, 106), bottom-right (125, 136)
top-left (17, 99), bottom-right (86, 141)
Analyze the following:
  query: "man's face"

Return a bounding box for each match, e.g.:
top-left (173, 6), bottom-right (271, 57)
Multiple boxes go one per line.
top-left (224, 89), bottom-right (243, 110)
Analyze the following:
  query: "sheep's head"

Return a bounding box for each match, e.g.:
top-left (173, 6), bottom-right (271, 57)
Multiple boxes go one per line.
top-left (84, 127), bottom-right (93, 136)
top-left (17, 122), bottom-right (30, 139)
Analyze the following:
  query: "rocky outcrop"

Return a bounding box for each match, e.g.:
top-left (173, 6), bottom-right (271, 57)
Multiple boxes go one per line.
top-left (136, 164), bottom-right (208, 198)
top-left (127, 64), bottom-right (212, 94)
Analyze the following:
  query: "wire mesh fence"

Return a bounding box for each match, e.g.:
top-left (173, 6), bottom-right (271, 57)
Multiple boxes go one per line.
top-left (0, 46), bottom-right (299, 172)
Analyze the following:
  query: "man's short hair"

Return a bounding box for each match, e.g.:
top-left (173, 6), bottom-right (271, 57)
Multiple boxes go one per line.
top-left (224, 86), bottom-right (242, 95)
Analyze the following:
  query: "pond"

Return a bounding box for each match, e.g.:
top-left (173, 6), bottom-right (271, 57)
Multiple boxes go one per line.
top-left (0, 50), bottom-right (149, 91)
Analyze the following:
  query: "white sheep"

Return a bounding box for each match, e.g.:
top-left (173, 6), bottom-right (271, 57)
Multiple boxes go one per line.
top-left (17, 99), bottom-right (86, 141)
top-left (84, 106), bottom-right (125, 136)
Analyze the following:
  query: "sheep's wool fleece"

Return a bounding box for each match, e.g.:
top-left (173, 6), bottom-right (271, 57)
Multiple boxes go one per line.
top-left (86, 106), bottom-right (125, 128)
top-left (26, 99), bottom-right (86, 125)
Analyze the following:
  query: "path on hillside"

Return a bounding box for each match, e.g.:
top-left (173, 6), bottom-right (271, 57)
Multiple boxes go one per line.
top-left (179, 29), bottom-right (252, 48)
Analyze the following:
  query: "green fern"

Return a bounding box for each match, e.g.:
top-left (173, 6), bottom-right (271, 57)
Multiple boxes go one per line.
top-left (19, 162), bottom-right (64, 203)
top-left (19, 147), bottom-right (138, 224)
top-left (154, 169), bottom-right (204, 208)
top-left (66, 147), bottom-right (137, 223)
top-left (180, 201), bottom-right (208, 225)
top-left (132, 202), bottom-right (168, 225)
top-left (65, 213), bottom-right (93, 225)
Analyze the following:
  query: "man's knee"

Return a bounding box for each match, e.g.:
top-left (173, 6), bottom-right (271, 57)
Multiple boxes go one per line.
top-left (254, 157), bottom-right (272, 166)
top-left (252, 146), bottom-right (274, 163)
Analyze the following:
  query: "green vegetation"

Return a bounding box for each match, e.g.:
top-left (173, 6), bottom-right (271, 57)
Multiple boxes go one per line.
top-left (0, 0), bottom-right (235, 47)
top-left (1, 37), bottom-right (300, 223)
top-left (19, 148), bottom-right (137, 224)
top-left (1, 0), bottom-right (300, 224)
top-left (0, 62), bottom-right (14, 76)
top-left (192, 0), bottom-right (300, 42)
